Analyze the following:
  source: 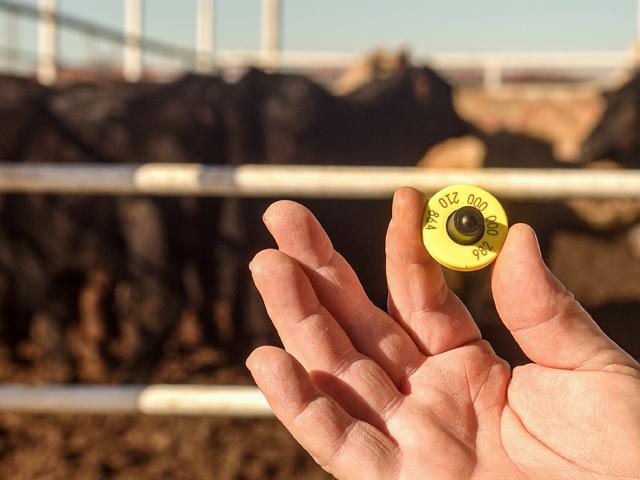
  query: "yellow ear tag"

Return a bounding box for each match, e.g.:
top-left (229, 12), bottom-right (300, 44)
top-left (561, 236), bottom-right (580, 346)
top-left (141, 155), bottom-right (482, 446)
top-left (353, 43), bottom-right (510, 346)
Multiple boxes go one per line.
top-left (422, 184), bottom-right (508, 272)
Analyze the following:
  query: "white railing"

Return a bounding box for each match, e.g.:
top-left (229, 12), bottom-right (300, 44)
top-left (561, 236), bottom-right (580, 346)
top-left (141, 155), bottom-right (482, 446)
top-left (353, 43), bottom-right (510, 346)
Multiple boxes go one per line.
top-left (216, 49), bottom-right (637, 88)
top-left (1, 163), bottom-right (640, 200)
top-left (0, 0), bottom-right (199, 82)
top-left (0, 384), bottom-right (272, 416)
top-left (0, 0), bottom-right (638, 86)
top-left (215, 49), bottom-right (635, 71)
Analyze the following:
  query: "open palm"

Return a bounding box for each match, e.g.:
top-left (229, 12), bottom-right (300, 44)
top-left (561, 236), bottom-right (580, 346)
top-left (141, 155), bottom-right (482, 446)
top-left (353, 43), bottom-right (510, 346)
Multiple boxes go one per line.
top-left (247, 188), bottom-right (640, 480)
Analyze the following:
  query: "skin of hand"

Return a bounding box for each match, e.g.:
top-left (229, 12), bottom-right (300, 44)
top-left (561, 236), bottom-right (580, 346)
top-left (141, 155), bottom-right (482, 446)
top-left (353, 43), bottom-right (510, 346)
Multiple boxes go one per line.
top-left (246, 187), bottom-right (640, 480)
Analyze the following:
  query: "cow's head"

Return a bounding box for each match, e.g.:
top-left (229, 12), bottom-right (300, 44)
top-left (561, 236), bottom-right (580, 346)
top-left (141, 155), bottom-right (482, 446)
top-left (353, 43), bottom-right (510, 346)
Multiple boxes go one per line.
top-left (581, 73), bottom-right (640, 166)
top-left (408, 67), bottom-right (471, 140)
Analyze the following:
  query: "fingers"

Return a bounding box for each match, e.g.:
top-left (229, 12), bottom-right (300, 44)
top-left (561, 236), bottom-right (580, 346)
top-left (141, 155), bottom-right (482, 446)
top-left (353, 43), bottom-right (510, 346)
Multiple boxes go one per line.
top-left (385, 187), bottom-right (481, 355)
top-left (250, 249), bottom-right (404, 430)
top-left (262, 200), bottom-right (424, 387)
top-left (247, 346), bottom-right (399, 479)
top-left (492, 223), bottom-right (639, 372)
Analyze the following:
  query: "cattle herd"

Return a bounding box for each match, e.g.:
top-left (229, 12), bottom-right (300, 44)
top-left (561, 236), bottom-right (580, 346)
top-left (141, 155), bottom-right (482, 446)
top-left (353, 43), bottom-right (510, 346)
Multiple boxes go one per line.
top-left (0, 63), bottom-right (638, 382)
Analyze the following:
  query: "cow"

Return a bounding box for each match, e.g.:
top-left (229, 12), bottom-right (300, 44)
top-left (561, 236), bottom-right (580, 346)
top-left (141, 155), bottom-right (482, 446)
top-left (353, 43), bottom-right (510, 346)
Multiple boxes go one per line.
top-left (0, 74), bottom-right (230, 379)
top-left (0, 75), bottom-right (52, 162)
top-left (223, 66), bottom-right (471, 356)
top-left (580, 71), bottom-right (640, 166)
top-left (108, 74), bottom-right (231, 371)
top-left (0, 191), bottom-right (127, 374)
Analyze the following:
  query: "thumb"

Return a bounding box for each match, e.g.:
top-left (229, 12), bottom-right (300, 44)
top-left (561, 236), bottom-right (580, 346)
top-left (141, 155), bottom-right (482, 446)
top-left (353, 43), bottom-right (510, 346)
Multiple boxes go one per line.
top-left (492, 223), bottom-right (639, 373)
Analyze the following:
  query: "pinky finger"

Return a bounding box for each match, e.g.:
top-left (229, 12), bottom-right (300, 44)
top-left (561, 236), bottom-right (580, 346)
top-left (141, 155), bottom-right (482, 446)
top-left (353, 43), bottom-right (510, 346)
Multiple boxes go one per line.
top-left (247, 346), bottom-right (399, 479)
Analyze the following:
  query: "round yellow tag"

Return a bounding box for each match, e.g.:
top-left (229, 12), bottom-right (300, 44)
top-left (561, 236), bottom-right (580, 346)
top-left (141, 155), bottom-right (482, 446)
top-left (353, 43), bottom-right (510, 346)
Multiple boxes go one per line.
top-left (422, 185), bottom-right (508, 271)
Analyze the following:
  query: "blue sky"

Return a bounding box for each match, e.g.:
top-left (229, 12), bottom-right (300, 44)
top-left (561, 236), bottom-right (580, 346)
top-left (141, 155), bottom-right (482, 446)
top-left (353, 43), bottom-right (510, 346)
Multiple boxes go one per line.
top-left (8, 0), bottom-right (640, 63)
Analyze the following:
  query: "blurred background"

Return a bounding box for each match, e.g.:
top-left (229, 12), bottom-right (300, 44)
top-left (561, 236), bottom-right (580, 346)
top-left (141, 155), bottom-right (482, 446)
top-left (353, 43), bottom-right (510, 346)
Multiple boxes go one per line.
top-left (4, 0), bottom-right (640, 162)
top-left (1, 1), bottom-right (640, 479)
top-left (2, 0), bottom-right (640, 84)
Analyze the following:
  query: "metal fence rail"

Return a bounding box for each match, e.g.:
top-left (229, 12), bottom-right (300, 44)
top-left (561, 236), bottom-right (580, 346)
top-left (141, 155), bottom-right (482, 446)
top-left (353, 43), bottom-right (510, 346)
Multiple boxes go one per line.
top-left (0, 163), bottom-right (639, 200)
top-left (0, 384), bottom-right (272, 416)
top-left (2, 0), bottom-right (638, 86)
top-left (0, 0), bottom-right (196, 62)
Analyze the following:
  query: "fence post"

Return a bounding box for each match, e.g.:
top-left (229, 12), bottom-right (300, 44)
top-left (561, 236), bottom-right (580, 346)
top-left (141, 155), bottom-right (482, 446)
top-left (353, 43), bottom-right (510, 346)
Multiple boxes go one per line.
top-left (637, 0), bottom-right (640, 51)
top-left (37, 0), bottom-right (57, 85)
top-left (196, 0), bottom-right (214, 72)
top-left (3, 6), bottom-right (16, 71)
top-left (484, 58), bottom-right (503, 91)
top-left (123, 0), bottom-right (143, 81)
top-left (261, 0), bottom-right (280, 69)
top-left (84, 29), bottom-right (98, 76)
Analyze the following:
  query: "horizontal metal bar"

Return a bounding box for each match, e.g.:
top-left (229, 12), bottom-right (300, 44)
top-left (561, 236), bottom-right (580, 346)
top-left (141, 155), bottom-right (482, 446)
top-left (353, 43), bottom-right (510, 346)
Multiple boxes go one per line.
top-left (0, 384), bottom-right (272, 416)
top-left (214, 49), bottom-right (634, 71)
top-left (0, 163), bottom-right (638, 200)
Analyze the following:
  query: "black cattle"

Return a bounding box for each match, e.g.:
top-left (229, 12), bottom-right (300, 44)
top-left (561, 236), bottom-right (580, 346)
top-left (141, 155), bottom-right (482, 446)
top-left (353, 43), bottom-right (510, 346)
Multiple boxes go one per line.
top-left (0, 74), bottom-right (230, 379)
top-left (45, 74), bottom-right (228, 165)
top-left (227, 66), bottom-right (469, 165)
top-left (581, 72), bottom-right (640, 165)
top-left (111, 74), bottom-right (231, 368)
top-left (224, 66), bottom-right (470, 354)
top-left (0, 72), bottom-right (129, 369)
top-left (58, 74), bottom-right (231, 359)
top-left (0, 193), bottom-right (126, 370)
top-left (0, 75), bottom-right (52, 161)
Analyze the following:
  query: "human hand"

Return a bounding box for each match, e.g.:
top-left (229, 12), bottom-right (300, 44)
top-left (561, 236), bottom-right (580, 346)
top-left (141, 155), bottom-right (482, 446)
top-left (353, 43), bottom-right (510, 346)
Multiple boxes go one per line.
top-left (246, 187), bottom-right (640, 480)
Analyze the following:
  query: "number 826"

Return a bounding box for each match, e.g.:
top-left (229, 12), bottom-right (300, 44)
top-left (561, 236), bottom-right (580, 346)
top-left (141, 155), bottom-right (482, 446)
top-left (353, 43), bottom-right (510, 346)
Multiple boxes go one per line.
top-left (472, 241), bottom-right (493, 259)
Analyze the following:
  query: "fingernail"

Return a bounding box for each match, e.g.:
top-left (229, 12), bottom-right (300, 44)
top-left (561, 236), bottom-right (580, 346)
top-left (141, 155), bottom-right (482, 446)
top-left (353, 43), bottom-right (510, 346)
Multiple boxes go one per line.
top-left (262, 203), bottom-right (277, 228)
top-left (391, 188), bottom-right (402, 217)
top-left (528, 226), bottom-right (542, 259)
top-left (245, 351), bottom-right (261, 373)
top-left (392, 188), bottom-right (400, 206)
top-left (245, 356), bottom-right (254, 371)
top-left (248, 254), bottom-right (259, 273)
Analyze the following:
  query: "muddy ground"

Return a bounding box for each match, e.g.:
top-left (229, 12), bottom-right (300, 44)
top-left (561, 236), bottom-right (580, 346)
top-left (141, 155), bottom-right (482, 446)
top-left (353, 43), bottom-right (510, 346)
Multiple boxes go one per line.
top-left (0, 313), bottom-right (331, 480)
top-left (0, 85), bottom-right (639, 479)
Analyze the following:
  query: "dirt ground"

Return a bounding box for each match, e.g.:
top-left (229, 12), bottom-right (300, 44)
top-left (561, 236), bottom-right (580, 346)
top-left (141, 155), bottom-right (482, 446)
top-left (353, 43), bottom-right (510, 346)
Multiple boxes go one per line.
top-left (1, 84), bottom-right (639, 479)
top-left (0, 317), bottom-right (331, 479)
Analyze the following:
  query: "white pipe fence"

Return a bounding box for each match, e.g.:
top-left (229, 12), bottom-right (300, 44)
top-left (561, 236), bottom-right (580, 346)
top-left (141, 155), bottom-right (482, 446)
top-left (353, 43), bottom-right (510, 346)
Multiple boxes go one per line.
top-left (0, 163), bottom-right (639, 200)
top-left (1, 0), bottom-right (638, 85)
top-left (0, 384), bottom-right (272, 416)
top-left (217, 49), bottom-right (637, 71)
top-left (36, 0), bottom-right (57, 85)
top-left (0, 0), bottom-right (198, 79)
top-left (123, 0), bottom-right (143, 82)
top-left (196, 0), bottom-right (215, 73)
top-left (261, 0), bottom-right (281, 68)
